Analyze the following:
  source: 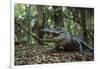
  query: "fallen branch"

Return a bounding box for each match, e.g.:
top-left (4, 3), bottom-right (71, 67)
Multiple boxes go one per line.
top-left (15, 23), bottom-right (47, 45)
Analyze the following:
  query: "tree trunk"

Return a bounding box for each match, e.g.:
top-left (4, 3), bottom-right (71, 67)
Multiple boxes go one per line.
top-left (80, 9), bottom-right (88, 43)
top-left (52, 6), bottom-right (64, 29)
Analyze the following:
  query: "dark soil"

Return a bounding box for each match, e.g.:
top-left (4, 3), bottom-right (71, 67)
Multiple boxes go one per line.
top-left (15, 44), bottom-right (94, 65)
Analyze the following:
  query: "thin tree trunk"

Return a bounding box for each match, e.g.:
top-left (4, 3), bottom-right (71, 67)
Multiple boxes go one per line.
top-left (81, 9), bottom-right (88, 43)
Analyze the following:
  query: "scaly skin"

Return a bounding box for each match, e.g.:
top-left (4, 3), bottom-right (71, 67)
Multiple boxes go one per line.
top-left (42, 28), bottom-right (94, 54)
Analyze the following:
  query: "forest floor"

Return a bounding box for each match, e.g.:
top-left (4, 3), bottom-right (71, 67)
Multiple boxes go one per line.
top-left (15, 44), bottom-right (94, 65)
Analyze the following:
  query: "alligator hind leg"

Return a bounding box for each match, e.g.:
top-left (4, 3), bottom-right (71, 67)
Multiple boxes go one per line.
top-left (77, 40), bottom-right (84, 55)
